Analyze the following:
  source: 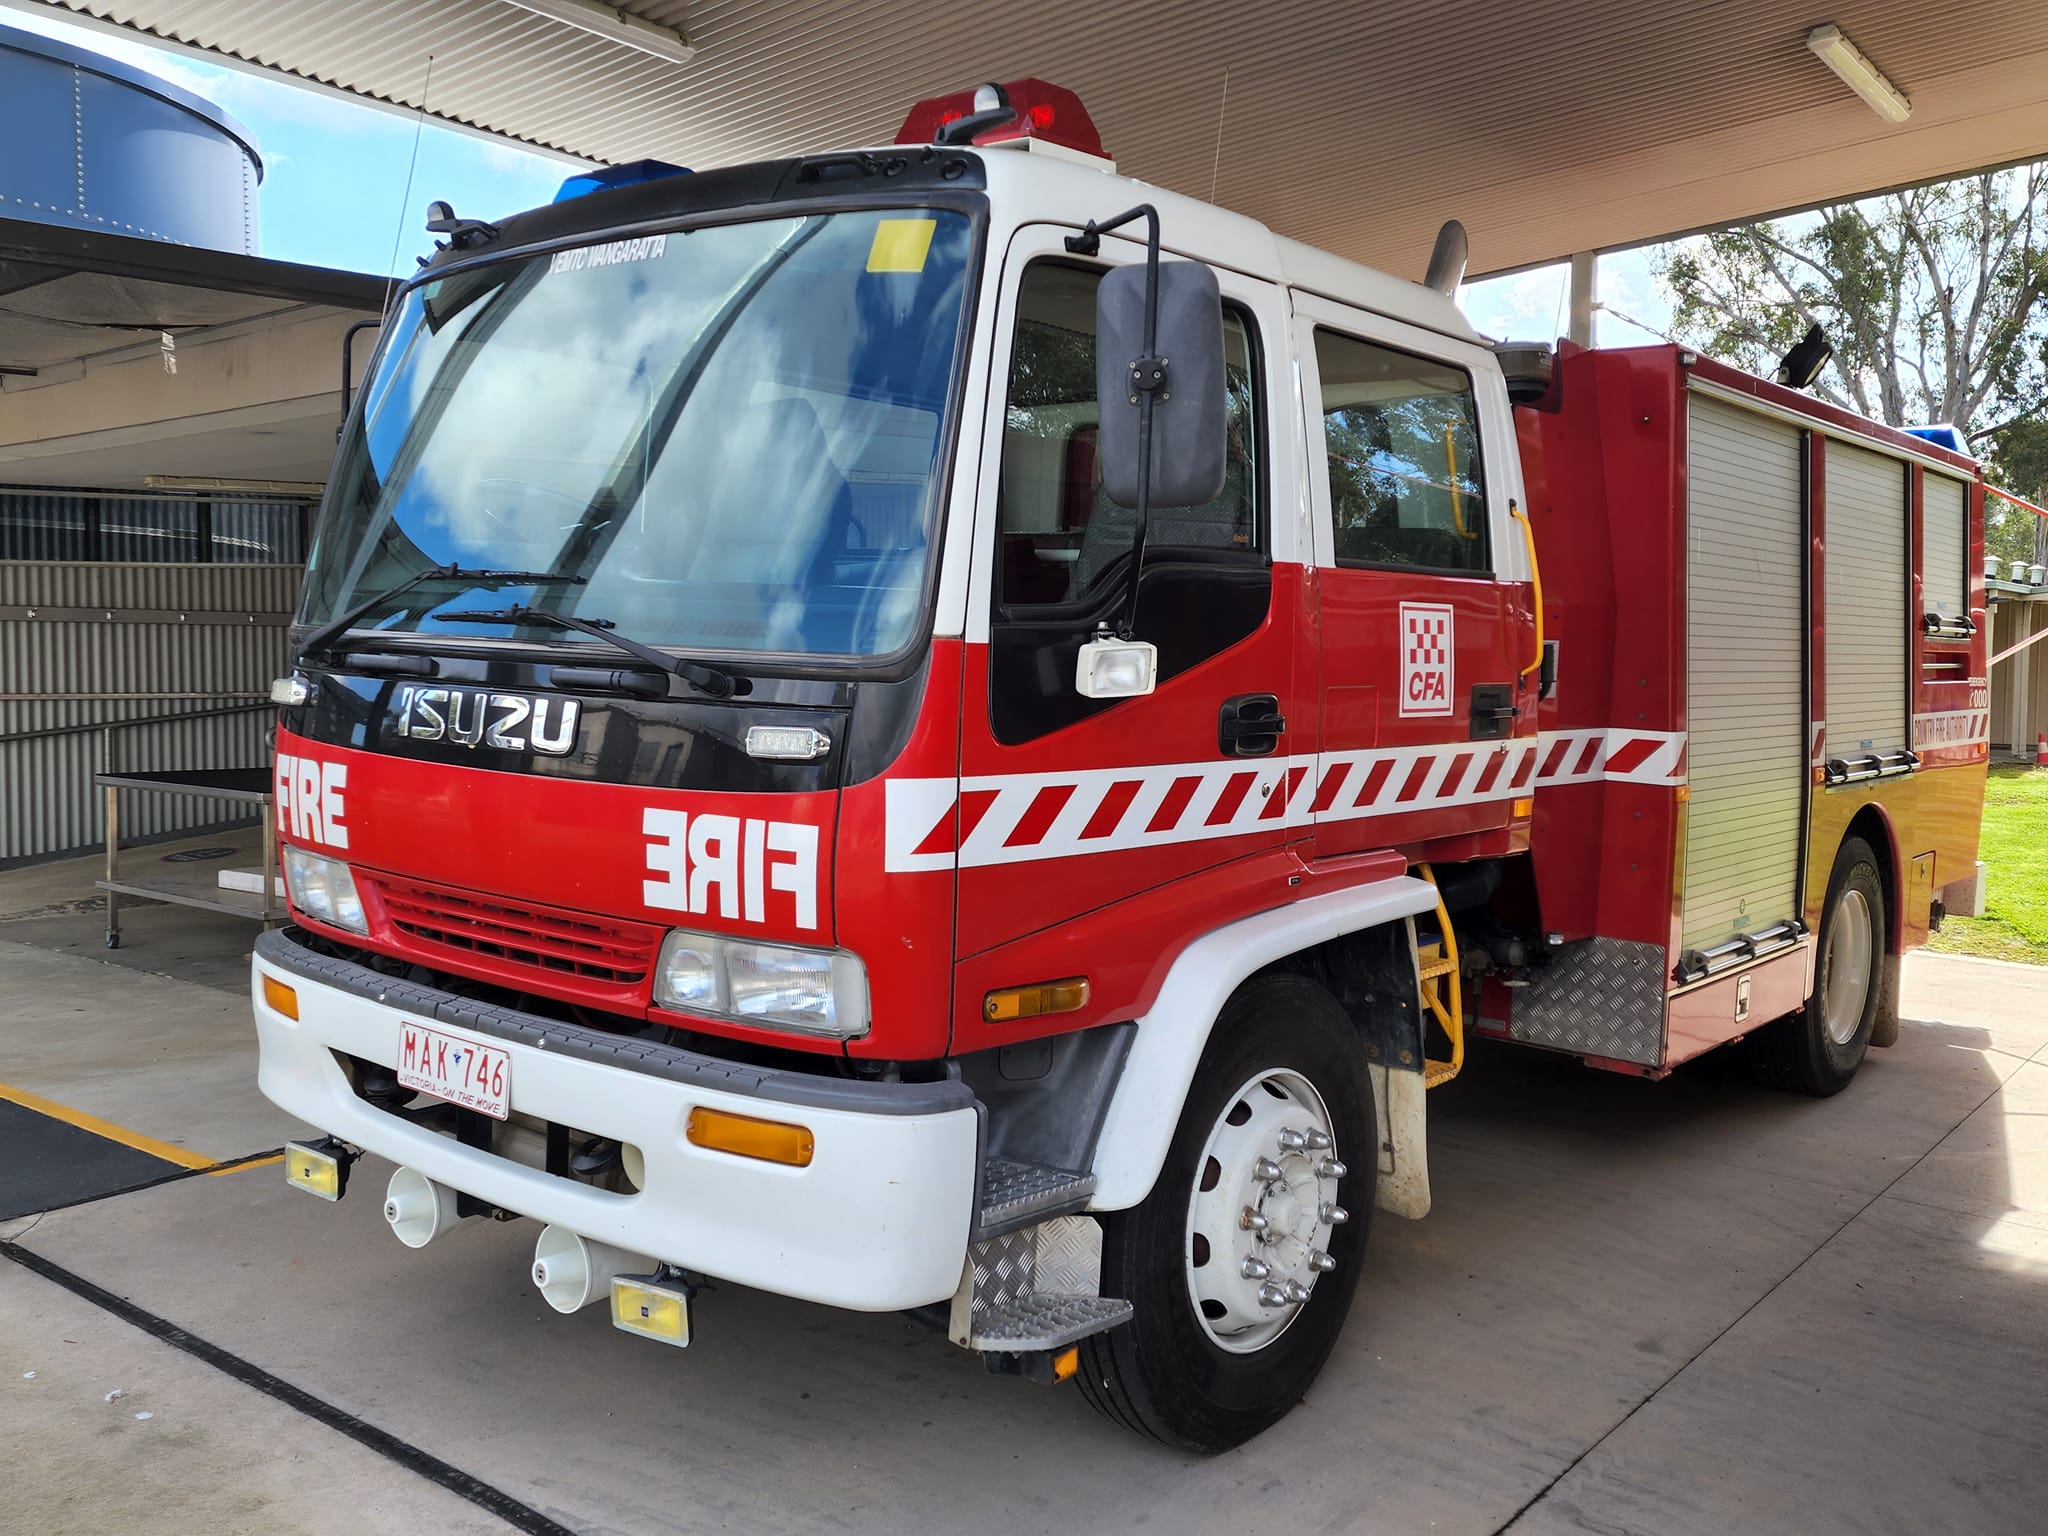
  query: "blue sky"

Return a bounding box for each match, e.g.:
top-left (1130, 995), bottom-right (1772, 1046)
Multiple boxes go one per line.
top-left (7, 2), bottom-right (1680, 342)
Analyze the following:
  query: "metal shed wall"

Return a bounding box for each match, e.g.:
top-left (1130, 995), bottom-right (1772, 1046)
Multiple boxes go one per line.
top-left (0, 560), bottom-right (295, 863)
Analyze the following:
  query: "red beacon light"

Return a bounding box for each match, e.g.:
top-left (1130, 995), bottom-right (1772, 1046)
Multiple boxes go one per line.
top-left (894, 79), bottom-right (1112, 168)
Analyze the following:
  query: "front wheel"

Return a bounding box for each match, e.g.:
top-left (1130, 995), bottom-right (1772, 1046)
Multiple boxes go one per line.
top-left (1077, 972), bottom-right (1376, 1453)
top-left (1747, 835), bottom-right (1884, 1096)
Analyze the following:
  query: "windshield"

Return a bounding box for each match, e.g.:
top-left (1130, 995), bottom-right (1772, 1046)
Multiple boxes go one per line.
top-left (301, 208), bottom-right (975, 660)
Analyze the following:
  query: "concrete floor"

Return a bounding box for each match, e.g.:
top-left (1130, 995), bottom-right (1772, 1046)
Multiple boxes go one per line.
top-left (2, 880), bottom-right (2045, 1535)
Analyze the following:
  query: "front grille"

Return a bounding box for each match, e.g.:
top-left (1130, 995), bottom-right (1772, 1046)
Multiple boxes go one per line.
top-left (370, 875), bottom-right (660, 987)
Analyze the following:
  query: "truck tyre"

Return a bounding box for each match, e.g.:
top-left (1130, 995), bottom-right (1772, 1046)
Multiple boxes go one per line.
top-left (1747, 835), bottom-right (1884, 1096)
top-left (1077, 972), bottom-right (1375, 1453)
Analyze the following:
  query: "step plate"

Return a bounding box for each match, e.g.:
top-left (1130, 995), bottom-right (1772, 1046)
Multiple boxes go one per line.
top-left (975, 1156), bottom-right (1096, 1240)
top-left (969, 1294), bottom-right (1134, 1353)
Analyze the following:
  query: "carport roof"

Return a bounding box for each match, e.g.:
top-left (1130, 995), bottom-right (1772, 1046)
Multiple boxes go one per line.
top-left (0, 214), bottom-right (383, 381)
top-left (22, 0), bottom-right (2048, 277)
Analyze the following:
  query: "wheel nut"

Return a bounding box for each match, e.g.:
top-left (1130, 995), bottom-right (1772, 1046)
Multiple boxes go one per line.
top-left (1241, 1256), bottom-right (1271, 1280)
top-left (1320, 1203), bottom-right (1349, 1225)
top-left (1308, 1249), bottom-right (1337, 1273)
top-left (1304, 1128), bottom-right (1333, 1151)
top-left (1240, 1206), bottom-right (1269, 1232)
top-left (1283, 1279), bottom-right (1311, 1303)
top-left (1257, 1281), bottom-right (1290, 1309)
top-left (1253, 1156), bottom-right (1285, 1183)
top-left (1277, 1128), bottom-right (1307, 1152)
top-left (1317, 1158), bottom-right (1348, 1179)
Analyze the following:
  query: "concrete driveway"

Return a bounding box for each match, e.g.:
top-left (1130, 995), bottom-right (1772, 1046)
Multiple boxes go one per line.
top-left (2, 894), bottom-right (2044, 1535)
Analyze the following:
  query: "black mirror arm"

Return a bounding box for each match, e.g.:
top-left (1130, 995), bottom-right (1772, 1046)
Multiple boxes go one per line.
top-left (1068, 204), bottom-right (1164, 639)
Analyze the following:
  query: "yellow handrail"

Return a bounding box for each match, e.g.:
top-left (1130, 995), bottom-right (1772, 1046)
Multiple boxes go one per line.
top-left (1509, 498), bottom-right (1544, 679)
top-left (1416, 863), bottom-right (1464, 1089)
top-left (1443, 427), bottom-right (1480, 541)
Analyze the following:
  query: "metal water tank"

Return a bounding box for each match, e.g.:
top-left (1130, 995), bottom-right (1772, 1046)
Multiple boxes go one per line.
top-left (0, 20), bottom-right (262, 252)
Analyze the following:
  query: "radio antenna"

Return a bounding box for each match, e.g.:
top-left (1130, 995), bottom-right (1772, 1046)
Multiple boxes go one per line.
top-left (382, 53), bottom-right (437, 313)
top-left (1208, 66), bottom-right (1231, 204)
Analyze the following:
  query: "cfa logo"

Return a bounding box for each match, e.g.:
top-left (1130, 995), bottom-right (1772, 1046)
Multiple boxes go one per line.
top-left (1399, 602), bottom-right (1455, 717)
top-left (643, 809), bottom-right (819, 931)
top-left (275, 753), bottom-right (348, 848)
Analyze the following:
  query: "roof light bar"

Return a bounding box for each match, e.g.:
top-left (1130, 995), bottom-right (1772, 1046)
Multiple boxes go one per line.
top-left (499, 0), bottom-right (694, 66)
top-left (895, 78), bottom-right (1111, 165)
top-left (1806, 24), bottom-right (1911, 124)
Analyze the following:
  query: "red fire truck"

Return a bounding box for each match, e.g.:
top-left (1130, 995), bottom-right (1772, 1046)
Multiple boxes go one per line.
top-left (254, 80), bottom-right (1989, 1452)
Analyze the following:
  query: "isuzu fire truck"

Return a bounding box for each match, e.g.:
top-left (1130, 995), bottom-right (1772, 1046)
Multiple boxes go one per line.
top-left (254, 80), bottom-right (1990, 1452)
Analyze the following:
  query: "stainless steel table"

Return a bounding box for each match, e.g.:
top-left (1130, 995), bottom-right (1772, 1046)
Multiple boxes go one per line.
top-left (95, 767), bottom-right (277, 948)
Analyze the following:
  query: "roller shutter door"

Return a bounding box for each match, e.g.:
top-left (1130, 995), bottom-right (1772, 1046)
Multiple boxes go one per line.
top-left (1824, 443), bottom-right (1909, 754)
top-left (1682, 396), bottom-right (1806, 952)
top-left (1923, 473), bottom-right (1968, 623)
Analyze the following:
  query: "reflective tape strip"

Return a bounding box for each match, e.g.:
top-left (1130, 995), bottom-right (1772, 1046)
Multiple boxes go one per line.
top-left (1911, 709), bottom-right (1989, 749)
top-left (884, 728), bottom-right (1689, 873)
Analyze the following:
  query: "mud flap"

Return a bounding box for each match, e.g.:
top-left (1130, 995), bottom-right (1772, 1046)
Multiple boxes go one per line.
top-left (1369, 1061), bottom-right (1430, 1219)
top-left (1869, 950), bottom-right (1902, 1049)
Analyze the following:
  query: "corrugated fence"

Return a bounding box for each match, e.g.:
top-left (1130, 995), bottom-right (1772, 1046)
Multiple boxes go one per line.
top-left (1, 559), bottom-right (303, 863)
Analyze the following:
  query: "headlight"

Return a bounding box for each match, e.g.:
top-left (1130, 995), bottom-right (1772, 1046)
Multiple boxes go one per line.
top-left (654, 930), bottom-right (869, 1040)
top-left (282, 846), bottom-right (368, 935)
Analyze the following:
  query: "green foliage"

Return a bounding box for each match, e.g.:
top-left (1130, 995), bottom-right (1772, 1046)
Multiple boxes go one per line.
top-left (1656, 165), bottom-right (2048, 486)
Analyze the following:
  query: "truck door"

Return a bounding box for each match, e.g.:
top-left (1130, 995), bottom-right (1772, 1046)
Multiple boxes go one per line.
top-left (940, 225), bottom-right (1309, 1032)
top-left (1291, 296), bottom-right (1533, 858)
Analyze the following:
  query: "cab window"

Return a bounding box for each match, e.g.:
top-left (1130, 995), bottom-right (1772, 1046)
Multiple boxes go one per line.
top-left (988, 259), bottom-right (1268, 743)
top-left (1313, 329), bottom-right (1489, 574)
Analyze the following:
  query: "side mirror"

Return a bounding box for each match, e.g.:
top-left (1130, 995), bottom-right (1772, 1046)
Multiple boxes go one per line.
top-left (1094, 259), bottom-right (1227, 511)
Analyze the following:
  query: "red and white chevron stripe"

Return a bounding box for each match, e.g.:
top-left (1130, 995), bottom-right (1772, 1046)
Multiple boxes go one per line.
top-left (884, 727), bottom-right (1688, 872)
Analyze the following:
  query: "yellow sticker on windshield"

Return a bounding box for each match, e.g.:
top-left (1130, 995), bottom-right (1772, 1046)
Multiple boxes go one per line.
top-left (867, 218), bottom-right (937, 274)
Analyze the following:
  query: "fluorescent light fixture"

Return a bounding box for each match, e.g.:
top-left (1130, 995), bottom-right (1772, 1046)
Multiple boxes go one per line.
top-left (499, 0), bottom-right (695, 65)
top-left (1806, 24), bottom-right (1911, 124)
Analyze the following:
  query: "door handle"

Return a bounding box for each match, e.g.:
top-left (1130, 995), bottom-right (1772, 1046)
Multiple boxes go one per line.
top-left (1469, 683), bottom-right (1516, 741)
top-left (1220, 694), bottom-right (1286, 757)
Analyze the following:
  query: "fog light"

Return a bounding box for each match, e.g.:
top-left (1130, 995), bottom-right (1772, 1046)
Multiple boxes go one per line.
top-left (612, 1273), bottom-right (691, 1347)
top-left (284, 1138), bottom-right (351, 1201)
top-left (686, 1106), bottom-right (814, 1167)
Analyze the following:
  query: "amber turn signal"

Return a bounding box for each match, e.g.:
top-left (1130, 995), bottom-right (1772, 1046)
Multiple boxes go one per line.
top-left (686, 1106), bottom-right (815, 1167)
top-left (262, 975), bottom-right (299, 1019)
top-left (983, 977), bottom-right (1090, 1023)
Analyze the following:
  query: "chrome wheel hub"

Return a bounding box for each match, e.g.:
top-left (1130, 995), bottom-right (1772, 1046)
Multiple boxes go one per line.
top-left (1185, 1067), bottom-right (1347, 1354)
top-left (1822, 887), bottom-right (1874, 1047)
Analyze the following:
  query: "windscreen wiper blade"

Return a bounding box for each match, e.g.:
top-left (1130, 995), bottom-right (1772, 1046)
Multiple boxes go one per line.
top-left (295, 565), bottom-right (585, 662)
top-left (447, 605), bottom-right (744, 700)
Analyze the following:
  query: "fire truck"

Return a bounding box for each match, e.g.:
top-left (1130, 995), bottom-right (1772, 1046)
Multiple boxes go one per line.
top-left (253, 80), bottom-right (1989, 1452)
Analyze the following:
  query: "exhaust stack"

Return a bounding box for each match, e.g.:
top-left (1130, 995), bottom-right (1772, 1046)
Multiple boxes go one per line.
top-left (532, 1225), bottom-right (658, 1313)
top-left (1424, 219), bottom-right (1468, 298)
top-left (383, 1167), bottom-right (472, 1247)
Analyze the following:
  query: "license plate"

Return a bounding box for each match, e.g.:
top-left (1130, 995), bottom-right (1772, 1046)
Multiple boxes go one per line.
top-left (396, 1023), bottom-right (510, 1120)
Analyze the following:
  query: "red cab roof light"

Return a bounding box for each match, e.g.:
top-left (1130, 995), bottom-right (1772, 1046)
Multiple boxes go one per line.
top-left (894, 78), bottom-right (1110, 162)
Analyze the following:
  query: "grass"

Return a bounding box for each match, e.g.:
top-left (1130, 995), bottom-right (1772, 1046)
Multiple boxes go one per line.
top-left (1924, 763), bottom-right (2048, 963)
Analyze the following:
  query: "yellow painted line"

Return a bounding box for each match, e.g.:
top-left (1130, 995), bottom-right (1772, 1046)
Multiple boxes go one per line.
top-left (207, 1152), bottom-right (285, 1177)
top-left (0, 1080), bottom-right (215, 1170)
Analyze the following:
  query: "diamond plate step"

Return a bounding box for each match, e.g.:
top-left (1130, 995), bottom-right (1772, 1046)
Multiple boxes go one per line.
top-left (974, 1156), bottom-right (1095, 1240)
top-left (968, 1293), bottom-right (1134, 1352)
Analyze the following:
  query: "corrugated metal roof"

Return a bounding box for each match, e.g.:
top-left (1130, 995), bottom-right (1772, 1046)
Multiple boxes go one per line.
top-left (34, 0), bottom-right (2048, 274)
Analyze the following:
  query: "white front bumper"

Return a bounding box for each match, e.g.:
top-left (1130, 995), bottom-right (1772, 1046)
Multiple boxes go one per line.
top-left (252, 957), bottom-right (979, 1312)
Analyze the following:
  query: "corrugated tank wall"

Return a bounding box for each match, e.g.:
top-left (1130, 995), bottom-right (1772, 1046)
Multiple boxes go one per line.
top-left (0, 561), bottom-right (300, 863)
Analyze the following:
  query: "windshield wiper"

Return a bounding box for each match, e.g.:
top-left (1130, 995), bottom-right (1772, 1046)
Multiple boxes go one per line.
top-left (446, 605), bottom-right (744, 700)
top-left (296, 565), bottom-right (585, 662)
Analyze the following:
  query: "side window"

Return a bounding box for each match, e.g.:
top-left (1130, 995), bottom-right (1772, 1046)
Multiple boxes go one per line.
top-left (998, 262), bottom-right (1261, 609)
top-left (988, 259), bottom-right (1269, 744)
top-left (1313, 329), bottom-right (1489, 574)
